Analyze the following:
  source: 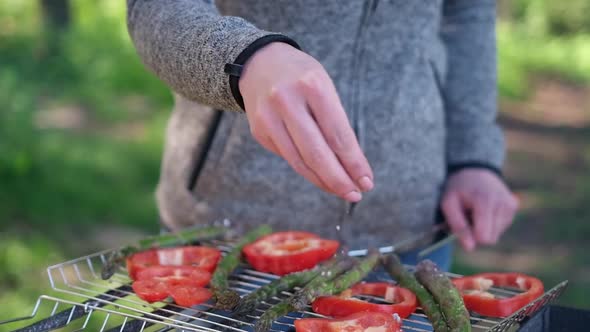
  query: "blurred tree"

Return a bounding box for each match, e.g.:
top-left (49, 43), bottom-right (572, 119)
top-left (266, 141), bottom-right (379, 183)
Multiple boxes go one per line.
top-left (546, 1), bottom-right (590, 35)
top-left (503, 0), bottom-right (590, 36)
top-left (40, 0), bottom-right (70, 30)
top-left (39, 0), bottom-right (70, 60)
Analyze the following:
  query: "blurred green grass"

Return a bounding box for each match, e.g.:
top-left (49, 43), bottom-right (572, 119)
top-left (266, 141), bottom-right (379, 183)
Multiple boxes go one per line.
top-left (0, 1), bottom-right (169, 325)
top-left (498, 23), bottom-right (590, 99)
top-left (1, 0), bottom-right (590, 329)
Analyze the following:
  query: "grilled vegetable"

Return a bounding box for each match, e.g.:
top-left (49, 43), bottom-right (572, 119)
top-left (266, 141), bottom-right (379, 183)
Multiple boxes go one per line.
top-left (169, 285), bottom-right (212, 307)
top-left (132, 272), bottom-right (213, 306)
top-left (293, 249), bottom-right (380, 310)
top-left (294, 311), bottom-right (402, 332)
top-left (253, 256), bottom-right (354, 332)
top-left (211, 225), bottom-right (272, 310)
top-left (132, 279), bottom-right (169, 303)
top-left (415, 260), bottom-right (471, 332)
top-left (233, 269), bottom-right (320, 318)
top-left (126, 246), bottom-right (221, 280)
top-left (243, 231), bottom-right (340, 275)
top-left (131, 265), bottom-right (212, 305)
top-left (136, 265), bottom-right (211, 287)
top-left (255, 250), bottom-right (379, 332)
top-left (101, 226), bottom-right (224, 280)
top-left (452, 273), bottom-right (544, 318)
top-left (312, 282), bottom-right (417, 319)
top-left (382, 254), bottom-right (449, 332)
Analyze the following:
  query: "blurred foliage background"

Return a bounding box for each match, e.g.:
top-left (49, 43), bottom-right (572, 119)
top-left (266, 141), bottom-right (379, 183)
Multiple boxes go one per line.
top-left (0, 0), bottom-right (589, 329)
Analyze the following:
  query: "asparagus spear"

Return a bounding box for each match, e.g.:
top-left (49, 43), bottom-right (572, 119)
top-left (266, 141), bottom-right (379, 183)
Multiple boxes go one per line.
top-left (255, 250), bottom-right (379, 332)
top-left (253, 257), bottom-right (354, 332)
top-left (382, 254), bottom-right (449, 332)
top-left (415, 260), bottom-right (471, 332)
top-left (292, 249), bottom-right (380, 310)
top-left (232, 269), bottom-right (319, 318)
top-left (232, 257), bottom-right (345, 318)
top-left (211, 225), bottom-right (272, 310)
top-left (101, 225), bottom-right (225, 280)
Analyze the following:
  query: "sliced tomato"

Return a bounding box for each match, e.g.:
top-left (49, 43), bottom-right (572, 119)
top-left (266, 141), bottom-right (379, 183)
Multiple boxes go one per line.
top-left (243, 231), bottom-right (339, 275)
top-left (295, 311), bottom-right (401, 332)
top-left (132, 279), bottom-right (169, 303)
top-left (169, 285), bottom-right (212, 307)
top-left (136, 265), bottom-right (212, 287)
top-left (312, 282), bottom-right (417, 319)
top-left (452, 273), bottom-right (544, 318)
top-left (126, 246), bottom-right (221, 279)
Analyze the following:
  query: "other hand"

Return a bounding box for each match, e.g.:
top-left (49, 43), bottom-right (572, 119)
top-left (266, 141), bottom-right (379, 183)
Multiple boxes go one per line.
top-left (239, 42), bottom-right (374, 202)
top-left (440, 169), bottom-right (519, 251)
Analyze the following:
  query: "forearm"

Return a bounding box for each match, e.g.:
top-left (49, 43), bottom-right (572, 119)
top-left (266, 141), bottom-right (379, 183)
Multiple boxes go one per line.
top-left (442, 0), bottom-right (504, 172)
top-left (127, 0), bottom-right (289, 111)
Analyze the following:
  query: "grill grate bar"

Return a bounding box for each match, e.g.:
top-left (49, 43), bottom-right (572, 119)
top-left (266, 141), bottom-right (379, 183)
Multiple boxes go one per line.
top-left (50, 301), bottom-right (59, 316)
top-left (47, 238), bottom-right (565, 331)
top-left (78, 308), bottom-right (94, 331)
top-left (50, 275), bottom-right (223, 329)
top-left (105, 305), bottom-right (176, 332)
top-left (2, 233), bottom-right (569, 332)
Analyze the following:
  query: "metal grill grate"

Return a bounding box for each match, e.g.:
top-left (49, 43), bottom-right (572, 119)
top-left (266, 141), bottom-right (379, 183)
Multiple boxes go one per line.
top-left (1, 237), bottom-right (568, 331)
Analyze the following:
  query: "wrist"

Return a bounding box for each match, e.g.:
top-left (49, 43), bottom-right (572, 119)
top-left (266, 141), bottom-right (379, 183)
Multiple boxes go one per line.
top-left (224, 35), bottom-right (300, 110)
top-left (239, 42), bottom-right (299, 91)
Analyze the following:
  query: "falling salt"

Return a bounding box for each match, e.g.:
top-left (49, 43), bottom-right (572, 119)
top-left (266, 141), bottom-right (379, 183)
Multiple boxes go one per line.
top-left (336, 225), bottom-right (341, 231)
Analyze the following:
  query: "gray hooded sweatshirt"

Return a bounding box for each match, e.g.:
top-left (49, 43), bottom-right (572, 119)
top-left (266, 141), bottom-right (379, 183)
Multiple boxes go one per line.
top-left (127, 0), bottom-right (504, 249)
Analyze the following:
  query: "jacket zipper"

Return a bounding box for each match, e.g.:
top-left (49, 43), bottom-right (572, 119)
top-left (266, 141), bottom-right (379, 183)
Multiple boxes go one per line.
top-left (341, 0), bottom-right (378, 221)
top-left (187, 110), bottom-right (224, 191)
top-left (350, 0), bottom-right (378, 150)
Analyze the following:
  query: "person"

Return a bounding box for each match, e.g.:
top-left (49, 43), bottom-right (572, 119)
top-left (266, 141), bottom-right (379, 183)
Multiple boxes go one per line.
top-left (126, 0), bottom-right (519, 270)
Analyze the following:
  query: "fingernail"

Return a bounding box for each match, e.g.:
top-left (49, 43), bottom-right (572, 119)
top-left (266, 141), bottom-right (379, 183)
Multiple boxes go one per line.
top-left (357, 176), bottom-right (374, 192)
top-left (344, 191), bottom-right (362, 202)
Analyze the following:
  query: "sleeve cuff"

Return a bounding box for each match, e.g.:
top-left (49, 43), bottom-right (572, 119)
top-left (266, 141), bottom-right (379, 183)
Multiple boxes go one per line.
top-left (447, 161), bottom-right (503, 179)
top-left (224, 34), bottom-right (301, 111)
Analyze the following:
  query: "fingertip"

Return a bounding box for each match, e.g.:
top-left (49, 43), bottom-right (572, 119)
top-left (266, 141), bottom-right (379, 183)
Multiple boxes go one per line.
top-left (474, 231), bottom-right (495, 245)
top-left (343, 191), bottom-right (362, 202)
top-left (459, 230), bottom-right (476, 251)
top-left (357, 176), bottom-right (374, 192)
top-left (463, 237), bottom-right (476, 252)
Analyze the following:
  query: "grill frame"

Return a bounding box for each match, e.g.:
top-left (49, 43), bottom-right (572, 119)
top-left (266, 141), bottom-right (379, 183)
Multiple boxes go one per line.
top-left (1, 237), bottom-right (569, 332)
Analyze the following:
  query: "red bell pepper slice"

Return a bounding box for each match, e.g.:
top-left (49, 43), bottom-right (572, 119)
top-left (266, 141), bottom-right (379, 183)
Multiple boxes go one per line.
top-left (126, 246), bottom-right (221, 279)
top-left (452, 273), bottom-right (544, 318)
top-left (295, 311), bottom-right (402, 332)
top-left (136, 265), bottom-right (212, 287)
top-left (312, 282), bottom-right (417, 319)
top-left (133, 278), bottom-right (212, 306)
top-left (169, 285), bottom-right (212, 307)
top-left (132, 279), bottom-right (169, 303)
top-left (242, 231), bottom-right (339, 275)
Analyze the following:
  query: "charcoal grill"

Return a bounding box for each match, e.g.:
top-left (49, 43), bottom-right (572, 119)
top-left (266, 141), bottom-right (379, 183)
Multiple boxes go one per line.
top-left (0, 231), bottom-right (569, 331)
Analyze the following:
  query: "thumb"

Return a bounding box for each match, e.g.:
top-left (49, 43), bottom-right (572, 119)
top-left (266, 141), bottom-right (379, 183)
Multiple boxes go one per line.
top-left (441, 193), bottom-right (476, 251)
